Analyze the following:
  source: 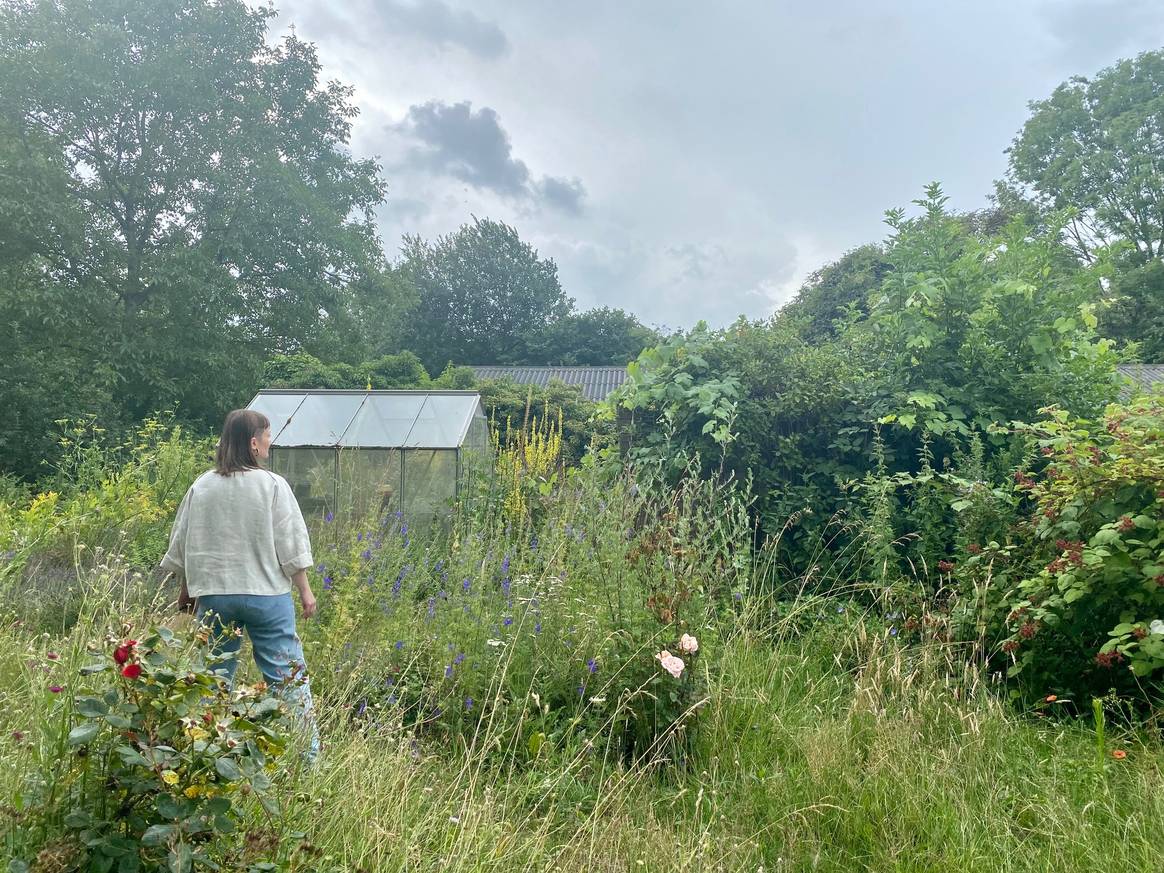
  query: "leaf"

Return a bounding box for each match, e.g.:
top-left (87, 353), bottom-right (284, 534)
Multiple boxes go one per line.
top-left (142, 824), bottom-right (177, 847)
top-left (214, 758), bottom-right (242, 781)
top-left (68, 722), bottom-right (99, 746)
top-left (168, 843), bottom-right (192, 873)
top-left (76, 696), bottom-right (109, 717)
top-left (79, 663), bottom-right (109, 676)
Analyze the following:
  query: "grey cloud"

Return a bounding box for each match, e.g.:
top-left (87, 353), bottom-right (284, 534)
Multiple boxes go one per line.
top-left (1040, 0), bottom-right (1164, 64)
top-left (396, 100), bottom-right (586, 214)
top-left (401, 101), bottom-right (530, 194)
top-left (281, 0), bottom-right (507, 58)
top-left (379, 0), bottom-right (508, 58)
top-left (536, 177), bottom-right (586, 215)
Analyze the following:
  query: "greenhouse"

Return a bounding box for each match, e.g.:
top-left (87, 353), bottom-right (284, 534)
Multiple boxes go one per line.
top-left (245, 389), bottom-right (491, 524)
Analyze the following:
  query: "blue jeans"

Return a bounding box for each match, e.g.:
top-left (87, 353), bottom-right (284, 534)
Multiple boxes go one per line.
top-left (197, 593), bottom-right (320, 763)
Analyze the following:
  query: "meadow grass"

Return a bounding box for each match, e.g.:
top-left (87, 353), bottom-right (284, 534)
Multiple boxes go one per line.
top-left (2, 564), bottom-right (1161, 872)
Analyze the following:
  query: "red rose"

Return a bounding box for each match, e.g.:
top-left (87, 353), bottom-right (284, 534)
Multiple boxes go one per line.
top-left (121, 663), bottom-right (142, 679)
top-left (113, 640), bottom-right (137, 664)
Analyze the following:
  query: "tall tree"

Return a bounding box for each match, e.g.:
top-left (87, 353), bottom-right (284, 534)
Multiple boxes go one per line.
top-left (1004, 49), bottom-right (1164, 263)
top-left (527, 307), bottom-right (661, 365)
top-left (779, 244), bottom-right (892, 342)
top-left (0, 0), bottom-right (388, 464)
top-left (399, 217), bottom-right (573, 373)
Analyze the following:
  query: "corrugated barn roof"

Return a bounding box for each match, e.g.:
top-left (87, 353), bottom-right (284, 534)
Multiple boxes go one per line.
top-left (470, 366), bottom-right (628, 402)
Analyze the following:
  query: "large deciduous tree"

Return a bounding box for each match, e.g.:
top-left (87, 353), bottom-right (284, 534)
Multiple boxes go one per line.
top-left (0, 0), bottom-right (388, 474)
top-left (399, 217), bottom-right (573, 374)
top-left (1004, 49), bottom-right (1164, 263)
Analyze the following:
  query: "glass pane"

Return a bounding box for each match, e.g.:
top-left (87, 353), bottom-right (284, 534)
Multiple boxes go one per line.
top-left (337, 447), bottom-right (402, 522)
top-left (403, 395), bottom-right (478, 448)
top-left (270, 447), bottom-right (336, 520)
top-left (401, 449), bottom-right (457, 525)
top-left (248, 393), bottom-right (307, 442)
top-left (340, 393), bottom-right (426, 447)
top-left (276, 393), bottom-right (367, 447)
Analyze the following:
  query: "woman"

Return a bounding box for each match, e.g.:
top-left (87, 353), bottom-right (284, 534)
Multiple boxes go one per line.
top-left (162, 408), bottom-right (320, 761)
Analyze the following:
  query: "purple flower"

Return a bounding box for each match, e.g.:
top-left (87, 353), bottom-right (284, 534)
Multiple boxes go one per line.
top-left (501, 554), bottom-right (510, 574)
top-left (530, 536), bottom-right (539, 551)
top-left (454, 652), bottom-right (465, 666)
top-left (444, 665), bottom-right (453, 679)
top-left (587, 657), bottom-right (598, 674)
top-left (323, 575), bottom-right (334, 590)
top-left (577, 683), bottom-right (585, 697)
top-left (503, 616), bottom-right (513, 627)
top-left (889, 627), bottom-right (898, 636)
top-left (426, 598), bottom-right (436, 619)
top-left (462, 578), bottom-right (471, 593)
top-left (357, 532), bottom-right (363, 542)
top-left (465, 697), bottom-right (474, 710)
top-left (400, 524), bottom-right (408, 536)
top-left (387, 694), bottom-right (397, 705)
top-left (501, 578), bottom-right (511, 597)
top-left (534, 621), bottom-right (542, 635)
top-left (325, 511), bottom-right (334, 523)
top-left (357, 699), bottom-right (367, 716)
top-left (394, 640), bottom-right (404, 650)
top-left (361, 549), bottom-right (372, 561)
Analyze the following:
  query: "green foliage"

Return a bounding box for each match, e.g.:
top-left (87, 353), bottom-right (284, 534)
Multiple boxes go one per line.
top-left (303, 465), bottom-right (742, 767)
top-left (611, 186), bottom-right (1120, 576)
top-left (10, 625), bottom-right (291, 872)
top-left (0, 416), bottom-right (211, 626)
top-left (0, 0), bottom-right (390, 478)
top-left (525, 307), bottom-right (662, 366)
top-left (987, 398), bottom-right (1164, 700)
top-left (1004, 49), bottom-right (1164, 262)
top-left (780, 243), bottom-right (892, 342)
top-left (399, 217), bottom-right (573, 375)
top-left (1099, 258), bottom-right (1164, 361)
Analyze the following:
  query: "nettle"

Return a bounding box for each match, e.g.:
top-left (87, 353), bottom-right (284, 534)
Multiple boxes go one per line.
top-left (998, 398), bottom-right (1164, 694)
top-left (17, 626), bottom-right (292, 873)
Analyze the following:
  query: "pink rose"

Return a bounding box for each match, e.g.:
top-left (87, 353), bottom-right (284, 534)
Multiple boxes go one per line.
top-left (656, 650), bottom-right (685, 679)
top-left (678, 633), bottom-right (699, 655)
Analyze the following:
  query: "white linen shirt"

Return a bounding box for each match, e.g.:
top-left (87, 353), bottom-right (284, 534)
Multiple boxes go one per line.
top-left (161, 468), bottom-right (313, 597)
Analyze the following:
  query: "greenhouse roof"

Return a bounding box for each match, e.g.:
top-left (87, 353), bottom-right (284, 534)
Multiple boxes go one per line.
top-left (469, 366), bottom-right (628, 401)
top-left (246, 390), bottom-right (487, 449)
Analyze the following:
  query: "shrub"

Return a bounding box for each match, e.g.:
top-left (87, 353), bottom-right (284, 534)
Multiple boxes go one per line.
top-left (10, 624), bottom-right (293, 873)
top-left (986, 397), bottom-right (1164, 702)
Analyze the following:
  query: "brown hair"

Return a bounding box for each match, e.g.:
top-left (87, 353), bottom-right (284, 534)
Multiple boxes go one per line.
top-left (215, 409), bottom-right (271, 475)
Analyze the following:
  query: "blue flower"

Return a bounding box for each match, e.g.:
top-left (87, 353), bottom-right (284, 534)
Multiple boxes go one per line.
top-left (387, 694), bottom-right (397, 705)
top-left (361, 549), bottom-right (372, 560)
top-left (501, 578), bottom-right (511, 597)
top-left (444, 665), bottom-right (453, 679)
top-left (503, 616), bottom-right (513, 627)
top-left (577, 683), bottom-right (585, 697)
top-left (426, 598), bottom-right (436, 619)
top-left (325, 511), bottom-right (334, 523)
top-left (394, 640), bottom-right (404, 650)
top-left (889, 627), bottom-right (898, 636)
top-left (501, 554), bottom-right (510, 574)
top-left (357, 699), bottom-right (367, 716)
top-left (530, 536), bottom-right (539, 551)
top-left (462, 578), bottom-right (471, 593)
top-left (587, 657), bottom-right (598, 674)
top-left (323, 575), bottom-right (334, 590)
top-left (534, 621), bottom-right (542, 635)
top-left (357, 532), bottom-right (363, 542)
top-left (400, 524), bottom-right (408, 536)
top-left (454, 652), bottom-right (465, 666)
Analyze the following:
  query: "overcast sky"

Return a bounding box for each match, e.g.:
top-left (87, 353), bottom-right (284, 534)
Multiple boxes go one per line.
top-left (270, 0), bottom-right (1164, 331)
